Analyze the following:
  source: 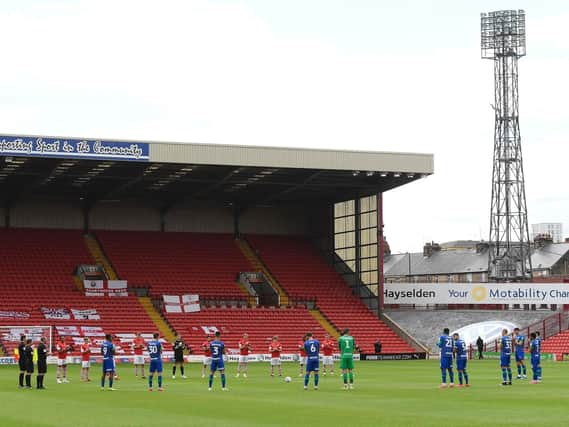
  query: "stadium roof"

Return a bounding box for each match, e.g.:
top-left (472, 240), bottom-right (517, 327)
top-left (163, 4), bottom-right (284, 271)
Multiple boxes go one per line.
top-left (0, 134), bottom-right (433, 206)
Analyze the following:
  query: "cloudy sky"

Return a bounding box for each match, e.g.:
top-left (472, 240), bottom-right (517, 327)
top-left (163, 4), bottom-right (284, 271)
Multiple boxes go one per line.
top-left (1, 0), bottom-right (568, 253)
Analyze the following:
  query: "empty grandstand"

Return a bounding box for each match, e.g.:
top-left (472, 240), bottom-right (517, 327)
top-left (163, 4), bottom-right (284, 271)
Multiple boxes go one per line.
top-left (0, 133), bottom-right (434, 360)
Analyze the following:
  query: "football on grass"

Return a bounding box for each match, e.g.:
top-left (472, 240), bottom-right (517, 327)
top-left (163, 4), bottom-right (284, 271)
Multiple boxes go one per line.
top-left (284, 376), bottom-right (292, 383)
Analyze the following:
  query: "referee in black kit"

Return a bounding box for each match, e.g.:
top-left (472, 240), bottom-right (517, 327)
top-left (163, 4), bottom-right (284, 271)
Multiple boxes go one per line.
top-left (36, 336), bottom-right (48, 389)
top-left (18, 335), bottom-right (26, 388)
top-left (22, 338), bottom-right (34, 389)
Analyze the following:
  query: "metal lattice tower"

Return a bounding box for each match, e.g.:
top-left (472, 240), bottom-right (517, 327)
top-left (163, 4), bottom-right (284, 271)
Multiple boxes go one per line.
top-left (481, 10), bottom-right (532, 281)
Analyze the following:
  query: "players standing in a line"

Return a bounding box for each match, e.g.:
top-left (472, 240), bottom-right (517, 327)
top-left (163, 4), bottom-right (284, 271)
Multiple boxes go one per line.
top-left (132, 332), bottom-right (146, 379)
top-left (513, 328), bottom-right (527, 379)
top-left (297, 336), bottom-right (307, 377)
top-left (452, 333), bottom-right (469, 387)
top-left (269, 336), bottom-right (283, 377)
top-left (172, 334), bottom-right (187, 379)
top-left (499, 328), bottom-right (513, 386)
top-left (101, 333), bottom-right (116, 391)
top-left (148, 333), bottom-right (164, 391)
top-left (437, 328), bottom-right (454, 388)
top-left (22, 338), bottom-right (34, 389)
top-left (18, 334), bottom-right (26, 389)
top-left (321, 333), bottom-right (335, 376)
top-left (236, 333), bottom-right (251, 378)
top-left (208, 331), bottom-right (227, 391)
top-left (338, 328), bottom-right (357, 390)
top-left (80, 337), bottom-right (92, 382)
top-left (36, 336), bottom-right (48, 389)
top-left (201, 335), bottom-right (212, 378)
top-left (56, 336), bottom-right (72, 383)
top-left (529, 332), bottom-right (542, 384)
top-left (303, 332), bottom-right (320, 391)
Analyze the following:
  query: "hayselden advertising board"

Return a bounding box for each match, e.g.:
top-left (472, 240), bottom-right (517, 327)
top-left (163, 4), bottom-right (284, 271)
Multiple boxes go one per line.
top-left (384, 283), bottom-right (569, 305)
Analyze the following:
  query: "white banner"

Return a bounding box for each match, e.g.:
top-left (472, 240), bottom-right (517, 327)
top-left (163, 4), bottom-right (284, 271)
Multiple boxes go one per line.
top-left (182, 294), bottom-right (199, 303)
top-left (107, 280), bottom-right (128, 297)
top-left (165, 304), bottom-right (183, 313)
top-left (0, 311), bottom-right (30, 319)
top-left (80, 326), bottom-right (105, 337)
top-left (56, 326), bottom-right (81, 336)
top-left (71, 308), bottom-right (100, 320)
top-left (84, 280), bottom-right (104, 296)
top-left (163, 295), bottom-right (181, 304)
top-left (183, 303), bottom-right (200, 313)
top-left (201, 326), bottom-right (218, 335)
top-left (84, 280), bottom-right (127, 297)
top-left (41, 307), bottom-right (71, 320)
top-left (1, 327), bottom-right (46, 342)
top-left (384, 282), bottom-right (569, 305)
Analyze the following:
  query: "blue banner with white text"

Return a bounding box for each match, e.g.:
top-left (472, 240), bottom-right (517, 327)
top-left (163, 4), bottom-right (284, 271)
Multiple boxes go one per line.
top-left (0, 135), bottom-right (149, 161)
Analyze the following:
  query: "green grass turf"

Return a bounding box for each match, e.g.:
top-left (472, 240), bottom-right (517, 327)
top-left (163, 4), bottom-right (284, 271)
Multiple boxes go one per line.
top-left (1, 360), bottom-right (569, 427)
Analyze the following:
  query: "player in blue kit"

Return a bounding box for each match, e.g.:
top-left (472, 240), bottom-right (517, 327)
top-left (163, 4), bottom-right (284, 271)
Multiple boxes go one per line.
top-left (534, 331), bottom-right (542, 380)
top-left (529, 332), bottom-right (542, 384)
top-left (452, 333), bottom-right (469, 387)
top-left (303, 332), bottom-right (320, 391)
top-left (499, 329), bottom-right (513, 386)
top-left (100, 334), bottom-right (116, 391)
top-left (437, 328), bottom-right (454, 388)
top-left (209, 331), bottom-right (227, 391)
top-left (147, 333), bottom-right (163, 391)
top-left (513, 328), bottom-right (527, 379)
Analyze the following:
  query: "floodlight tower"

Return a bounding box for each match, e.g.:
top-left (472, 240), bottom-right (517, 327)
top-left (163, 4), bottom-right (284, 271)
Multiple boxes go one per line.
top-left (481, 10), bottom-right (532, 282)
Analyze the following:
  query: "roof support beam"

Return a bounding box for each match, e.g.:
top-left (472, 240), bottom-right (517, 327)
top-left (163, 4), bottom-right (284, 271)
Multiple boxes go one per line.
top-left (260, 171), bottom-right (323, 203)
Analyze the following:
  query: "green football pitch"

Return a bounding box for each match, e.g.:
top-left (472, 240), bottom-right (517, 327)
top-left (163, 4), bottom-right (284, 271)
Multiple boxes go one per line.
top-left (1, 360), bottom-right (568, 427)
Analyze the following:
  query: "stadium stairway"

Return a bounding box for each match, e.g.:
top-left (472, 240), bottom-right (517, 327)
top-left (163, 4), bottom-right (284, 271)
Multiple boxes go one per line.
top-left (235, 281), bottom-right (258, 306)
top-left (309, 309), bottom-right (339, 338)
top-left (138, 297), bottom-right (177, 343)
top-left (247, 235), bottom-right (418, 354)
top-left (84, 234), bottom-right (118, 280)
top-left (235, 238), bottom-right (290, 306)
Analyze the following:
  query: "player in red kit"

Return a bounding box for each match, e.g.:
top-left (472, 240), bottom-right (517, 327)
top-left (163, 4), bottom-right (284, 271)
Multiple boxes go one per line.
top-left (201, 335), bottom-right (212, 378)
top-left (298, 335), bottom-right (307, 376)
top-left (236, 333), bottom-right (251, 378)
top-left (132, 333), bottom-right (146, 379)
top-left (269, 336), bottom-right (283, 377)
top-left (56, 336), bottom-right (73, 383)
top-left (321, 333), bottom-right (335, 375)
top-left (80, 337), bottom-right (92, 382)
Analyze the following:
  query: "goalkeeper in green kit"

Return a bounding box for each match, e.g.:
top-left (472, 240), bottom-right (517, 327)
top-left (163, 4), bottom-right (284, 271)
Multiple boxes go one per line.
top-left (338, 328), bottom-right (358, 390)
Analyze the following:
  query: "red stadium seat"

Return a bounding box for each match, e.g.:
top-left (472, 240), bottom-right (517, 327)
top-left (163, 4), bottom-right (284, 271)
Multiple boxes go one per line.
top-left (247, 235), bottom-right (416, 354)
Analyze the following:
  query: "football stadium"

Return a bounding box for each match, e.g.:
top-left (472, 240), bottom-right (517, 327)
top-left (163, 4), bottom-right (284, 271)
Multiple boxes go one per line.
top-left (2, 4), bottom-right (569, 427)
top-left (1, 133), bottom-right (568, 427)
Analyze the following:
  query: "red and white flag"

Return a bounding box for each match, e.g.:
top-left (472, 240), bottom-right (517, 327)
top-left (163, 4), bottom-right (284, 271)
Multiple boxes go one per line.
top-left (163, 294), bottom-right (200, 313)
